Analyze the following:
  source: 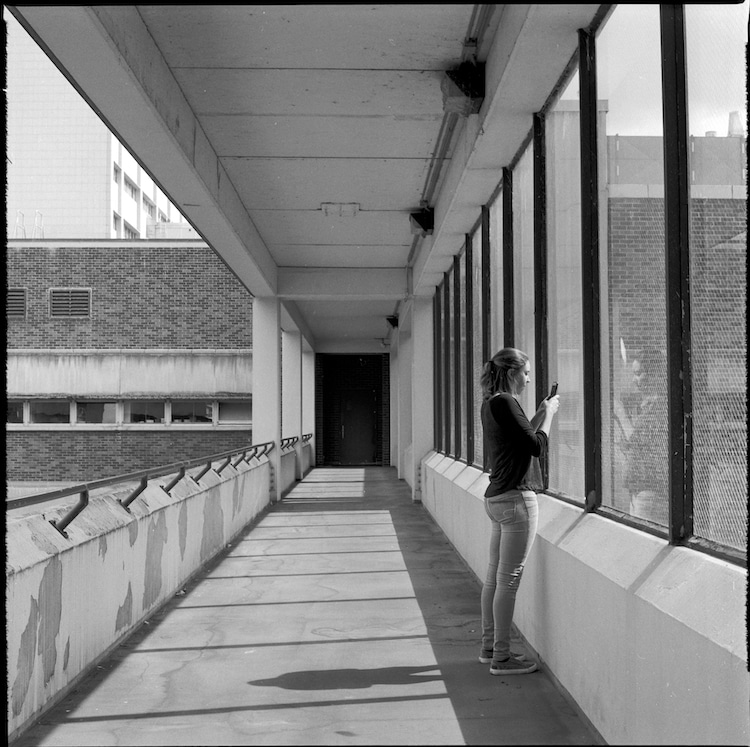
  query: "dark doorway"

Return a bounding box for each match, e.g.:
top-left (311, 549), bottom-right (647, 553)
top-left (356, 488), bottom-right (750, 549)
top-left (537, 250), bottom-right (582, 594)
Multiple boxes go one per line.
top-left (316, 354), bottom-right (389, 466)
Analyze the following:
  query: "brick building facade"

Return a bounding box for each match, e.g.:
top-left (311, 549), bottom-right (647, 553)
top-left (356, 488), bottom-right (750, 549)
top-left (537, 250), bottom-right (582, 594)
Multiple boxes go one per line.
top-left (7, 242), bottom-right (254, 482)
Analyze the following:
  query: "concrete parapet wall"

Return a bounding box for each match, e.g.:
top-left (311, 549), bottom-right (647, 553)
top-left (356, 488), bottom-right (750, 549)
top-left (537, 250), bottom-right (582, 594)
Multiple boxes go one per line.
top-left (6, 456), bottom-right (272, 741)
top-left (421, 452), bottom-right (748, 746)
top-left (279, 449), bottom-right (297, 497)
top-left (299, 441), bottom-right (313, 478)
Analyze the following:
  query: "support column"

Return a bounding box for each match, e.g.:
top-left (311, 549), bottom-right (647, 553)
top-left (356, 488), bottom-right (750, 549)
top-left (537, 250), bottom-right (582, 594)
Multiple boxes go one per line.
top-left (411, 297), bottom-right (434, 502)
top-left (252, 297), bottom-right (282, 501)
top-left (397, 322), bottom-right (413, 482)
top-left (282, 328), bottom-right (303, 479)
top-left (302, 340), bottom-right (316, 457)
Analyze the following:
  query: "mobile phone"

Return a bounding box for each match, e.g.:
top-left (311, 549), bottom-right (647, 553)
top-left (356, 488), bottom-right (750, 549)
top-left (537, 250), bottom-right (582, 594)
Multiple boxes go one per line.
top-left (547, 382), bottom-right (558, 399)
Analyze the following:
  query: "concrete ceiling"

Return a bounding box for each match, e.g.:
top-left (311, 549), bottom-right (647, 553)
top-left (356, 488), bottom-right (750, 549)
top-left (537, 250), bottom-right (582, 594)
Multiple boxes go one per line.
top-left (8, 4), bottom-right (602, 352)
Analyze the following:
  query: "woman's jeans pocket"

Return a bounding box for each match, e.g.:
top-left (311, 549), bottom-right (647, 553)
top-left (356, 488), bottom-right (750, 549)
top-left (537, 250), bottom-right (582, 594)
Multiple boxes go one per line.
top-left (484, 497), bottom-right (518, 524)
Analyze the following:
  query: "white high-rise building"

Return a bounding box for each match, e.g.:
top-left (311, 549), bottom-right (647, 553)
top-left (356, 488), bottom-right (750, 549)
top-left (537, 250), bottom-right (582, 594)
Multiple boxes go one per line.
top-left (5, 9), bottom-right (195, 240)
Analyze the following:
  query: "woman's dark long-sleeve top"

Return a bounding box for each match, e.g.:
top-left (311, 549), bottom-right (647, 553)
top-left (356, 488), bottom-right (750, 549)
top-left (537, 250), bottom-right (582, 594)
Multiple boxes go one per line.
top-left (481, 392), bottom-right (548, 497)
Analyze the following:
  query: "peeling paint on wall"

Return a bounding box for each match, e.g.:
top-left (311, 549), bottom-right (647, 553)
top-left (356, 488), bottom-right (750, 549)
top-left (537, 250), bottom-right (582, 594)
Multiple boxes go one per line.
top-left (12, 598), bottom-right (39, 716)
top-left (178, 500), bottom-right (188, 561)
top-left (30, 531), bottom-right (63, 556)
top-left (38, 555), bottom-right (63, 686)
top-left (232, 477), bottom-right (241, 519)
top-left (116, 582), bottom-right (133, 633)
top-left (128, 519), bottom-right (139, 547)
top-left (98, 534), bottom-right (108, 558)
top-left (200, 496), bottom-right (225, 563)
top-left (142, 512), bottom-right (168, 610)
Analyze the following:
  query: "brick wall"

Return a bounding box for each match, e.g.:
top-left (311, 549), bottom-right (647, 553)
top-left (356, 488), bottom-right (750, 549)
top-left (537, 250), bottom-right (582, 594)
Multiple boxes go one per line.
top-left (6, 430), bottom-right (254, 482)
top-left (607, 197), bottom-right (745, 355)
top-left (6, 243), bottom-right (253, 349)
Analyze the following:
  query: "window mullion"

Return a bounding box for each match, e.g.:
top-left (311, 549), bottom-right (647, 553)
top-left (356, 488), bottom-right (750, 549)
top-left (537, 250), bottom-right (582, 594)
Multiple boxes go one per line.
top-left (660, 5), bottom-right (693, 545)
top-left (533, 112), bottom-right (549, 405)
top-left (453, 255), bottom-right (462, 460)
top-left (578, 28), bottom-right (602, 511)
top-left (465, 234), bottom-right (475, 465)
top-left (443, 274), bottom-right (451, 454)
top-left (502, 168), bottom-right (514, 346)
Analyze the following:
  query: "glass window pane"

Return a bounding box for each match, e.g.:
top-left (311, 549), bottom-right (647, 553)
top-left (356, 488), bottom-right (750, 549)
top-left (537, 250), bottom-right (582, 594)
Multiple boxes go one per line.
top-left (434, 289), bottom-right (443, 452)
top-left (77, 401), bottom-right (117, 423)
top-left (30, 401), bottom-right (70, 423)
top-left (489, 194), bottom-right (504, 352)
top-left (685, 3), bottom-right (748, 553)
top-left (458, 248), bottom-right (468, 460)
top-left (471, 225), bottom-right (484, 468)
top-left (124, 400), bottom-right (165, 423)
top-left (171, 400), bottom-right (213, 423)
top-left (512, 144), bottom-right (535, 416)
top-left (597, 5), bottom-right (668, 524)
top-left (546, 69), bottom-right (585, 501)
top-left (218, 400), bottom-right (252, 422)
top-left (7, 401), bottom-right (24, 423)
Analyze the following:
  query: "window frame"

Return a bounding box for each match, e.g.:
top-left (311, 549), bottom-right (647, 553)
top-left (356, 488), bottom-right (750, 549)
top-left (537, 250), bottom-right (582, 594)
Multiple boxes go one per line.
top-left (429, 6), bottom-right (744, 567)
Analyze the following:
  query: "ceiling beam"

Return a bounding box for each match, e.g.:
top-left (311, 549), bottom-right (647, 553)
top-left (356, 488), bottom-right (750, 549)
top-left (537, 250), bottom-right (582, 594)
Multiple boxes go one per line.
top-left (277, 268), bottom-right (408, 301)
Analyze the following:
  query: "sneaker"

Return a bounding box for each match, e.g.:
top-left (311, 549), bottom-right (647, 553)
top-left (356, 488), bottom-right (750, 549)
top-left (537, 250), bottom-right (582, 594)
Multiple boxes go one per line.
top-left (490, 655), bottom-right (538, 676)
top-left (479, 649), bottom-right (529, 664)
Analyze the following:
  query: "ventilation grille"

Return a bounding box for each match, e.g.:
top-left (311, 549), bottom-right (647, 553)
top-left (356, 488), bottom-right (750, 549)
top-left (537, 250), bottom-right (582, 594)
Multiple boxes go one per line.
top-left (49, 288), bottom-right (91, 318)
top-left (7, 288), bottom-right (27, 318)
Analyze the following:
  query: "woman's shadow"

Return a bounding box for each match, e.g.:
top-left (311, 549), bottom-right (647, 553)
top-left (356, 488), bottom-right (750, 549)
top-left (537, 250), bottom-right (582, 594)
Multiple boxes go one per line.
top-left (249, 665), bottom-right (443, 691)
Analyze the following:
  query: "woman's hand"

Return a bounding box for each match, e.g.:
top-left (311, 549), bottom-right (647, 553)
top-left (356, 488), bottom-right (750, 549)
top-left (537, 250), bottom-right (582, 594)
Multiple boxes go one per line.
top-left (537, 394), bottom-right (560, 416)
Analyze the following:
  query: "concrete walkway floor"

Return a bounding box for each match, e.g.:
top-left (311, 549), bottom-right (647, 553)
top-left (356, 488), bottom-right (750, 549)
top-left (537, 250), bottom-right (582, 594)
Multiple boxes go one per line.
top-left (14, 467), bottom-right (602, 746)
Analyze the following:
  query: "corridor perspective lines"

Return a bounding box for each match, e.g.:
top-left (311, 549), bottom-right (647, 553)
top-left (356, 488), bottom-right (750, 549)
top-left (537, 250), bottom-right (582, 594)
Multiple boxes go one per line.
top-left (14, 467), bottom-right (598, 746)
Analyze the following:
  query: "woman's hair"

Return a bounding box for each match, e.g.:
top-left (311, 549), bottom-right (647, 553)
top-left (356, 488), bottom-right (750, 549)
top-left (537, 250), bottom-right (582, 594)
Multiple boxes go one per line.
top-left (480, 347), bottom-right (529, 400)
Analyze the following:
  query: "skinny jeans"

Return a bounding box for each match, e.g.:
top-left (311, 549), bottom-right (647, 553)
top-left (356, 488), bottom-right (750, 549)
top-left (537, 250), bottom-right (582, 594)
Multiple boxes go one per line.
top-left (480, 489), bottom-right (538, 661)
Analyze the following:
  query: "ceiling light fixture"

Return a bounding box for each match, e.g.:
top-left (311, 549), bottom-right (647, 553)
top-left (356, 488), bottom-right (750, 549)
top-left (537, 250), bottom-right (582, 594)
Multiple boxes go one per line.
top-left (441, 60), bottom-right (485, 116)
top-left (321, 202), bottom-right (360, 217)
top-left (409, 207), bottom-right (434, 237)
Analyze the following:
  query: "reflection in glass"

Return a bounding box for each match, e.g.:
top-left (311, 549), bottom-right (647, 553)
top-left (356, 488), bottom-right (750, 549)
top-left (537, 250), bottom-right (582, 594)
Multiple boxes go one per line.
top-left (77, 401), bottom-right (117, 424)
top-left (513, 144), bottom-right (535, 416)
top-left (489, 194), bottom-right (504, 352)
top-left (30, 401), bottom-right (70, 423)
top-left (218, 400), bottom-right (252, 423)
top-left (7, 401), bottom-right (24, 423)
top-left (596, 5), bottom-right (668, 522)
top-left (446, 270), bottom-right (454, 455)
top-left (458, 249), bottom-right (468, 460)
top-left (171, 400), bottom-right (213, 423)
top-left (545, 69), bottom-right (585, 500)
top-left (125, 400), bottom-right (165, 423)
top-left (471, 224), bottom-right (484, 468)
top-left (685, 3), bottom-right (747, 552)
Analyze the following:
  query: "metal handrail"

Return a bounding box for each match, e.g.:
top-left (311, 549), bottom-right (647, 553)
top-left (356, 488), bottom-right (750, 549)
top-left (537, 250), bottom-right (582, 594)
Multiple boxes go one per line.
top-left (302, 433), bottom-right (313, 443)
top-left (280, 436), bottom-right (299, 451)
top-left (8, 441), bottom-right (275, 536)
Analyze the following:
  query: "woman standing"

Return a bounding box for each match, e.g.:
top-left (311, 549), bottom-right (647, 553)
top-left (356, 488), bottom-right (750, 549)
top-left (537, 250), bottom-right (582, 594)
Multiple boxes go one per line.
top-left (479, 347), bottom-right (559, 675)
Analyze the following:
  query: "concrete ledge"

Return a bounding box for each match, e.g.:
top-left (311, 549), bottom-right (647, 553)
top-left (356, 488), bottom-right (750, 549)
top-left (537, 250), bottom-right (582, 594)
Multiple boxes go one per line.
top-left (421, 452), bottom-right (749, 746)
top-left (6, 457), bottom-right (273, 741)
